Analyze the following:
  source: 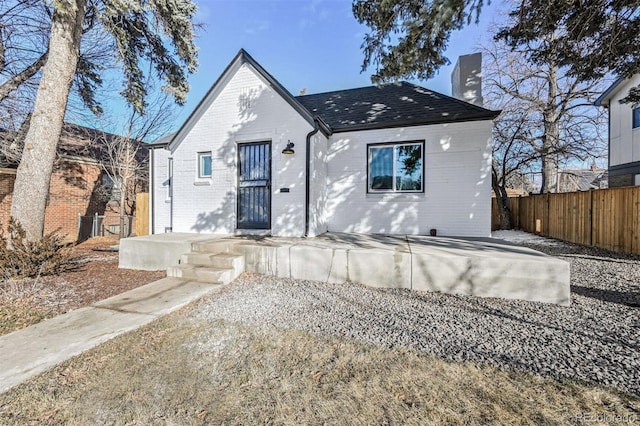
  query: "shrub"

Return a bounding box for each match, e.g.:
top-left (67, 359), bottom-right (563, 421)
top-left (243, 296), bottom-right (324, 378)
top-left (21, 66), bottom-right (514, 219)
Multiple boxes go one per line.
top-left (0, 218), bottom-right (73, 279)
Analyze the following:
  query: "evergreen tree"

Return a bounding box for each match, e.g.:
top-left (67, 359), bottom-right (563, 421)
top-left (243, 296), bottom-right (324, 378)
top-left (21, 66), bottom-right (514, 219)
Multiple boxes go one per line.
top-left (6, 0), bottom-right (198, 241)
top-left (497, 0), bottom-right (640, 103)
top-left (353, 0), bottom-right (640, 102)
top-left (353, 0), bottom-right (485, 83)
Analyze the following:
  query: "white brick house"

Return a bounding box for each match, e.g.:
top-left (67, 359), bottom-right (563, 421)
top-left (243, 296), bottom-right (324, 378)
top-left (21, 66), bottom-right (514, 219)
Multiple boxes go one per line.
top-left (149, 49), bottom-right (499, 238)
top-left (595, 75), bottom-right (640, 187)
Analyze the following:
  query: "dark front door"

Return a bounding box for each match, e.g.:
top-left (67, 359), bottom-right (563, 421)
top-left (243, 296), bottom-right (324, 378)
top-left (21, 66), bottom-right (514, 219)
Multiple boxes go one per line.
top-left (237, 141), bottom-right (271, 229)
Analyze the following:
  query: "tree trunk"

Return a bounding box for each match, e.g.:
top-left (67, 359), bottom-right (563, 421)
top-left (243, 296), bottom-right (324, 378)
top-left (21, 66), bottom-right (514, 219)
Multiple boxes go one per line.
top-left (120, 173), bottom-right (128, 238)
top-left (10, 0), bottom-right (86, 241)
top-left (541, 63), bottom-right (559, 194)
top-left (492, 171), bottom-right (513, 229)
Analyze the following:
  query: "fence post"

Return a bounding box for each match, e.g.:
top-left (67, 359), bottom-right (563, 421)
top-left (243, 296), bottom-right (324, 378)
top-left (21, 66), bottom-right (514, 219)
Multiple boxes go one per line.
top-left (546, 193), bottom-right (550, 237)
top-left (76, 213), bottom-right (81, 241)
top-left (92, 212), bottom-right (98, 237)
top-left (589, 189), bottom-right (594, 247)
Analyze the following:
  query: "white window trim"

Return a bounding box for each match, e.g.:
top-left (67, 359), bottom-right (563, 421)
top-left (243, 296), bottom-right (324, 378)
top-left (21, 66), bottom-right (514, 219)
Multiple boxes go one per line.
top-left (367, 141), bottom-right (425, 193)
top-left (633, 107), bottom-right (640, 129)
top-left (197, 151), bottom-right (212, 180)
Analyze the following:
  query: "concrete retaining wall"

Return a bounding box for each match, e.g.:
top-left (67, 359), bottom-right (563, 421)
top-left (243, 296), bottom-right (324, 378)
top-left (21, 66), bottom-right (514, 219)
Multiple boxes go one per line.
top-left (119, 233), bottom-right (219, 271)
top-left (230, 237), bottom-right (570, 306)
top-left (119, 233), bottom-right (571, 305)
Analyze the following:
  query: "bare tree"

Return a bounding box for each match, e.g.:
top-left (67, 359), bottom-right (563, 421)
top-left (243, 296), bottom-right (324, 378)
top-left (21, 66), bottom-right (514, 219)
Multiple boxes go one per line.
top-left (6, 0), bottom-right (198, 241)
top-left (483, 36), bottom-right (608, 196)
top-left (92, 91), bottom-right (175, 230)
top-left (0, 1), bottom-right (51, 135)
top-left (490, 99), bottom-right (539, 229)
top-left (98, 134), bottom-right (143, 219)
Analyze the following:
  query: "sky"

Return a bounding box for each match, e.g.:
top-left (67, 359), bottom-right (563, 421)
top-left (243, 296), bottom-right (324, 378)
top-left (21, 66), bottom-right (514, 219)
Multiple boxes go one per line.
top-left (101, 0), bottom-right (506, 138)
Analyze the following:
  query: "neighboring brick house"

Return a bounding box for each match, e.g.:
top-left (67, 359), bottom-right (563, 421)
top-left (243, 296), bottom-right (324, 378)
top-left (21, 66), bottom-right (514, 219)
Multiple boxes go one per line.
top-left (0, 123), bottom-right (148, 241)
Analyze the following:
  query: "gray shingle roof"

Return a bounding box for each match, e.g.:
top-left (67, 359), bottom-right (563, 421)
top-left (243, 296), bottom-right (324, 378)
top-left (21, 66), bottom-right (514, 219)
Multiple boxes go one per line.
top-left (296, 82), bottom-right (500, 132)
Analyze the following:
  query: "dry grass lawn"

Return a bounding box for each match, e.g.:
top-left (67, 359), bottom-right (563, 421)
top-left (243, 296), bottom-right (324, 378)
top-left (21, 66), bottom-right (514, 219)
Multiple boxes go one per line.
top-left (0, 304), bottom-right (638, 425)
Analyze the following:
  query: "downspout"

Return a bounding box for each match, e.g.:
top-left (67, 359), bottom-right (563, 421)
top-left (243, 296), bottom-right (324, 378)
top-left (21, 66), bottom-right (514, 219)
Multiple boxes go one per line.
top-left (150, 147), bottom-right (155, 234)
top-left (607, 103), bottom-right (611, 172)
top-left (304, 118), bottom-right (320, 237)
top-left (168, 152), bottom-right (173, 232)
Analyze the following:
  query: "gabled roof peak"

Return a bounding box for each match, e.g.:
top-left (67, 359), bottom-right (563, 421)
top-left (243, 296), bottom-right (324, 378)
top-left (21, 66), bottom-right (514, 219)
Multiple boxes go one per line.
top-left (163, 49), bottom-right (501, 147)
top-left (166, 48), bottom-right (324, 150)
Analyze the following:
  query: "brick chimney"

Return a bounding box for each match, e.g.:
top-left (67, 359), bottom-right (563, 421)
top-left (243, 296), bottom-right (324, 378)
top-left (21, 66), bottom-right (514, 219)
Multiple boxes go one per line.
top-left (451, 53), bottom-right (483, 107)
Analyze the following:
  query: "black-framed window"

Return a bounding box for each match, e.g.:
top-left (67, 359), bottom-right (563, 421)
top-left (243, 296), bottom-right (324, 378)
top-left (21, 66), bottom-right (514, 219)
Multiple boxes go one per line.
top-left (198, 152), bottom-right (212, 178)
top-left (368, 141), bottom-right (424, 192)
top-left (633, 107), bottom-right (640, 129)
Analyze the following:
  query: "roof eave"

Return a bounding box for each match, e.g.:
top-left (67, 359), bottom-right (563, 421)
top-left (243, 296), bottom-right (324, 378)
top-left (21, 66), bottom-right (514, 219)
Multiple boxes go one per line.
top-left (329, 112), bottom-right (501, 133)
top-left (315, 116), bottom-right (332, 137)
top-left (167, 49), bottom-right (318, 151)
top-left (148, 131), bottom-right (176, 148)
top-left (595, 76), bottom-right (625, 107)
top-left (147, 141), bottom-right (169, 148)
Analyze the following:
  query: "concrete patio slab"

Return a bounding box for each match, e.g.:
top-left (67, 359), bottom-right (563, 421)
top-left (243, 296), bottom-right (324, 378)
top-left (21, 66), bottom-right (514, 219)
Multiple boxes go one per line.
top-left (406, 235), bottom-right (570, 304)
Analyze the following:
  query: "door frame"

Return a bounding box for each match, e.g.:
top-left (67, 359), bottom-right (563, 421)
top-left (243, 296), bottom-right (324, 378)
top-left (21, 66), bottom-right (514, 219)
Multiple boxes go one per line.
top-left (236, 140), bottom-right (272, 230)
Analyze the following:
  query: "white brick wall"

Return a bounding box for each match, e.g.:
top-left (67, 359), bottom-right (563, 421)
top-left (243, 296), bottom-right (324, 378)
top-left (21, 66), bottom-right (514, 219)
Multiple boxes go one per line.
top-left (152, 62), bottom-right (493, 238)
top-left (151, 147), bottom-right (172, 234)
top-left (165, 63), bottom-right (314, 236)
top-left (308, 132), bottom-right (329, 236)
top-left (325, 121), bottom-right (493, 237)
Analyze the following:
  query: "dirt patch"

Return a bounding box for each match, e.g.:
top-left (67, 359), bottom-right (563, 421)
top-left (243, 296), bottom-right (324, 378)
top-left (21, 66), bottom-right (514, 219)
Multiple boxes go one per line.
top-left (0, 237), bottom-right (165, 336)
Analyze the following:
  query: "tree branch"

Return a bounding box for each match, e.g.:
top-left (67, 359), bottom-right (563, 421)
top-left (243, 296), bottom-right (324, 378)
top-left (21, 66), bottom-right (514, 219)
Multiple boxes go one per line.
top-left (0, 50), bottom-right (48, 102)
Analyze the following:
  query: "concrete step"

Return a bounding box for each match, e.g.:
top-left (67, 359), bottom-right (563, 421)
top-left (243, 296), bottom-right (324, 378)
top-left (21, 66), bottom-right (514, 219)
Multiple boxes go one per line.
top-left (191, 240), bottom-right (239, 255)
top-left (167, 265), bottom-right (234, 284)
top-left (180, 252), bottom-right (245, 271)
top-left (210, 253), bottom-right (245, 271)
top-left (180, 252), bottom-right (215, 266)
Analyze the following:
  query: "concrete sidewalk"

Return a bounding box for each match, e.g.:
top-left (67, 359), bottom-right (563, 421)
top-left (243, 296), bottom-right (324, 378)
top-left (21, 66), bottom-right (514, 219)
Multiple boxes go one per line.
top-left (0, 277), bottom-right (222, 394)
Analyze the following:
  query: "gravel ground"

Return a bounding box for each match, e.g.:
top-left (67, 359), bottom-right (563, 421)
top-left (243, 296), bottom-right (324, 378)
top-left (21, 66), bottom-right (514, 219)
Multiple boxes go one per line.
top-left (192, 238), bottom-right (640, 396)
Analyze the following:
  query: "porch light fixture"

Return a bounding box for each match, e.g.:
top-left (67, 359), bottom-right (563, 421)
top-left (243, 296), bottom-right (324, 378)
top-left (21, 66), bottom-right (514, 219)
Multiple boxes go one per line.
top-left (282, 140), bottom-right (295, 155)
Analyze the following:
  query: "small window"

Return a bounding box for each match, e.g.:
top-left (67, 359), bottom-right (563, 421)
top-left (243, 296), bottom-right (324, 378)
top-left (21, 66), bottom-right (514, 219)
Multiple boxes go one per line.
top-left (368, 142), bottom-right (423, 193)
top-left (198, 152), bottom-right (212, 178)
top-left (101, 174), bottom-right (121, 201)
top-left (633, 107), bottom-right (640, 129)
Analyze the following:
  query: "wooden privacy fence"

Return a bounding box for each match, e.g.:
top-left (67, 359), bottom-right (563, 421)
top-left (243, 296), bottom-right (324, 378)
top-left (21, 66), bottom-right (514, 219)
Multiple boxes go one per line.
top-left (135, 192), bottom-right (150, 237)
top-left (492, 186), bottom-right (640, 254)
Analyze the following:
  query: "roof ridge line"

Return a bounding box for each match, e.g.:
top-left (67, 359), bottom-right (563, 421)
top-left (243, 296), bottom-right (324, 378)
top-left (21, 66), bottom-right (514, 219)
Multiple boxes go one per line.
top-left (295, 81), bottom-right (411, 98)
